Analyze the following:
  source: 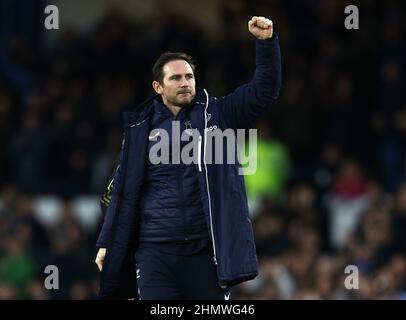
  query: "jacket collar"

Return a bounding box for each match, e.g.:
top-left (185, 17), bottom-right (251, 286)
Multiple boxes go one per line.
top-left (124, 88), bottom-right (208, 127)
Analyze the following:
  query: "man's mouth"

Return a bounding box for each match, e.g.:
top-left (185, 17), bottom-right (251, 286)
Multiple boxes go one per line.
top-left (178, 91), bottom-right (191, 95)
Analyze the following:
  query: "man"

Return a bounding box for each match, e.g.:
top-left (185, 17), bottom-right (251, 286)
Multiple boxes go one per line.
top-left (95, 16), bottom-right (281, 300)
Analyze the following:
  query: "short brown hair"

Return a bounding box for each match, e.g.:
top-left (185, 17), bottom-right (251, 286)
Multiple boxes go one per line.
top-left (152, 52), bottom-right (195, 84)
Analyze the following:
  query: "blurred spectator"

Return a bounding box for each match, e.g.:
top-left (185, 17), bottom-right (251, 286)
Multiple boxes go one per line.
top-left (0, 236), bottom-right (38, 299)
top-left (244, 119), bottom-right (291, 212)
top-left (8, 110), bottom-right (48, 194)
top-left (324, 159), bottom-right (371, 251)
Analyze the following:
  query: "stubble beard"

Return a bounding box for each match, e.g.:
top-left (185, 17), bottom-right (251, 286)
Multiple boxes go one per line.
top-left (171, 93), bottom-right (195, 108)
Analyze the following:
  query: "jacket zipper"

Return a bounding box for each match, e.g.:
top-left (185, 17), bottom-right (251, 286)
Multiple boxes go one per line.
top-left (197, 136), bottom-right (202, 172)
top-left (176, 160), bottom-right (187, 240)
top-left (202, 89), bottom-right (218, 266)
top-left (174, 112), bottom-right (188, 241)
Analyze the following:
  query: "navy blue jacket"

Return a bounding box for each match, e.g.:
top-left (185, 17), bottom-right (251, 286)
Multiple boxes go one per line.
top-left (96, 35), bottom-right (282, 299)
top-left (138, 99), bottom-right (208, 242)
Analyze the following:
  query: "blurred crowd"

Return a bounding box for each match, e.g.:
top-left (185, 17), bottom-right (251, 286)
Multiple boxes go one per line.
top-left (0, 0), bottom-right (405, 299)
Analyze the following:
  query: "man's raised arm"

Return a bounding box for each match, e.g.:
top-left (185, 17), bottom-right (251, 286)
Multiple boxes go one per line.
top-left (218, 16), bottom-right (282, 129)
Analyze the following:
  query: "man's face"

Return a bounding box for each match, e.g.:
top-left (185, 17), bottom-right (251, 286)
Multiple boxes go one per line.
top-left (153, 60), bottom-right (196, 108)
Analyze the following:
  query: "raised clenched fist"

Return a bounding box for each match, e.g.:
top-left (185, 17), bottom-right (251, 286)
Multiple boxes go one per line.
top-left (248, 16), bottom-right (273, 40)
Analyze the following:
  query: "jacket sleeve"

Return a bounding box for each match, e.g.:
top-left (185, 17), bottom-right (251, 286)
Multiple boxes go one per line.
top-left (218, 33), bottom-right (282, 129)
top-left (96, 139), bottom-right (125, 248)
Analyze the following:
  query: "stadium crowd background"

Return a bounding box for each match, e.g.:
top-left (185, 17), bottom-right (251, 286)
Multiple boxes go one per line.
top-left (0, 0), bottom-right (405, 299)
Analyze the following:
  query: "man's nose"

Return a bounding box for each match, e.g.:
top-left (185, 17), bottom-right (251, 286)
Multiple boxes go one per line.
top-left (180, 77), bottom-right (189, 87)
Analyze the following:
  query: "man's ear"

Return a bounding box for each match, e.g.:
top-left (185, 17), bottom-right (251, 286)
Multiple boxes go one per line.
top-left (152, 81), bottom-right (163, 94)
